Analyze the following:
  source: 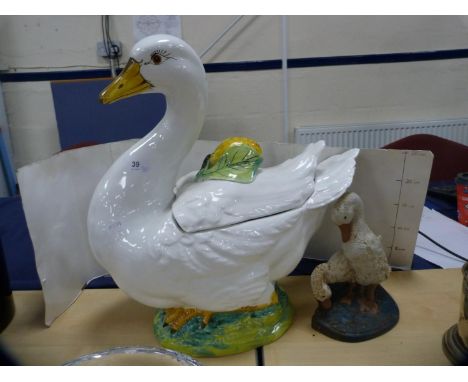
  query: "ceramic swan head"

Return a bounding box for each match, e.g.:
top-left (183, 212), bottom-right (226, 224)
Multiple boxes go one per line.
top-left (100, 34), bottom-right (207, 106)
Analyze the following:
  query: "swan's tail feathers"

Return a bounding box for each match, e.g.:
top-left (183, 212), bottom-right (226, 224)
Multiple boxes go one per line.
top-left (300, 140), bottom-right (326, 162)
top-left (305, 148), bottom-right (360, 210)
top-left (17, 143), bottom-right (118, 326)
top-left (277, 140), bottom-right (325, 172)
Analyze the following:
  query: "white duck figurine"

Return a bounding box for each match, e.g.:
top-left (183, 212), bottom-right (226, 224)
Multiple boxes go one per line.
top-left (86, 34), bottom-right (359, 326)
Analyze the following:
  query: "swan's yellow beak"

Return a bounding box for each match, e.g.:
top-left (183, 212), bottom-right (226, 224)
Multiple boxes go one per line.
top-left (100, 58), bottom-right (152, 104)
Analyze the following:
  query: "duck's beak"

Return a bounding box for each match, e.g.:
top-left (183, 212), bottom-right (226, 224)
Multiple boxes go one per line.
top-left (338, 223), bottom-right (352, 243)
top-left (100, 58), bottom-right (152, 104)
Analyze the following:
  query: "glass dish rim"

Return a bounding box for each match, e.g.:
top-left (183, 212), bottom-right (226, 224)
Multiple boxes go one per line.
top-left (62, 345), bottom-right (202, 366)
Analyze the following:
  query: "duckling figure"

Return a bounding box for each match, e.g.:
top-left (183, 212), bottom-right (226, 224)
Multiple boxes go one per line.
top-left (310, 192), bottom-right (398, 342)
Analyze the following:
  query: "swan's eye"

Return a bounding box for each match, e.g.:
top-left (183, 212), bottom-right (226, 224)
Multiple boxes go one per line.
top-left (149, 50), bottom-right (175, 65)
top-left (151, 53), bottom-right (162, 65)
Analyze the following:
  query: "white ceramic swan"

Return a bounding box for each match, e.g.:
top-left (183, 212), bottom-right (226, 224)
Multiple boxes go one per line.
top-left (86, 35), bottom-right (359, 315)
top-left (14, 34), bottom-right (360, 356)
top-left (85, 35), bottom-right (359, 316)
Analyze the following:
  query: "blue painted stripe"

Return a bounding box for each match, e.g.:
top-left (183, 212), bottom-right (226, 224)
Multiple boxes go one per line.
top-left (205, 59), bottom-right (281, 72)
top-left (0, 69), bottom-right (114, 83)
top-left (287, 49), bottom-right (468, 68)
top-left (2, 48), bottom-right (468, 82)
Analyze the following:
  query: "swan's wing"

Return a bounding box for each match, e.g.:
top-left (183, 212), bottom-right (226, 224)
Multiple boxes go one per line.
top-left (172, 141), bottom-right (325, 233)
top-left (150, 207), bottom-right (309, 311)
top-left (305, 148), bottom-right (360, 209)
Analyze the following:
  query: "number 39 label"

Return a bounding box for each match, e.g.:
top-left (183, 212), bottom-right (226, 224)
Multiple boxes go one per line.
top-left (130, 161), bottom-right (148, 173)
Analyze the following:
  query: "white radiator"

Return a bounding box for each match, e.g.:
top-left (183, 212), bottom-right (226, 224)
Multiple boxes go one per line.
top-left (295, 118), bottom-right (468, 148)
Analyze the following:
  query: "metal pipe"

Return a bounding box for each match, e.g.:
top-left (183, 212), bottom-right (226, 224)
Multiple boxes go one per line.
top-left (200, 16), bottom-right (244, 59)
top-left (281, 15), bottom-right (289, 143)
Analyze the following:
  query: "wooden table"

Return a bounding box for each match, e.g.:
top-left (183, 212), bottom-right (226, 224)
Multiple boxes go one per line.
top-left (1, 269), bottom-right (462, 366)
top-left (1, 289), bottom-right (257, 366)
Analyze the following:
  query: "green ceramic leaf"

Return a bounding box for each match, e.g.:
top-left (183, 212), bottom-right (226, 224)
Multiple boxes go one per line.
top-left (196, 144), bottom-right (263, 183)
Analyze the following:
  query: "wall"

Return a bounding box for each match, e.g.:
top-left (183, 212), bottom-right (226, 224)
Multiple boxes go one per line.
top-left (2, 15), bottom-right (468, 168)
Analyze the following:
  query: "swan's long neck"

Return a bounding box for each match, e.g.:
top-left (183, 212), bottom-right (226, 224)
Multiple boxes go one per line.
top-left (128, 89), bottom-right (205, 210)
top-left (92, 83), bottom-right (206, 225)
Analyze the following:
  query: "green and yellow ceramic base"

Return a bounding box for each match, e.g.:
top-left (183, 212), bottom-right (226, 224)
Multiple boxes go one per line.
top-left (153, 285), bottom-right (294, 357)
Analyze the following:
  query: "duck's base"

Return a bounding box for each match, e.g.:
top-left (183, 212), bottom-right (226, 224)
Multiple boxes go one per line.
top-left (311, 283), bottom-right (399, 342)
top-left (153, 285), bottom-right (293, 357)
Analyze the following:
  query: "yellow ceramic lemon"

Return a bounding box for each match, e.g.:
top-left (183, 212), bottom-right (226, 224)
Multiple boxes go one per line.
top-left (209, 137), bottom-right (263, 166)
